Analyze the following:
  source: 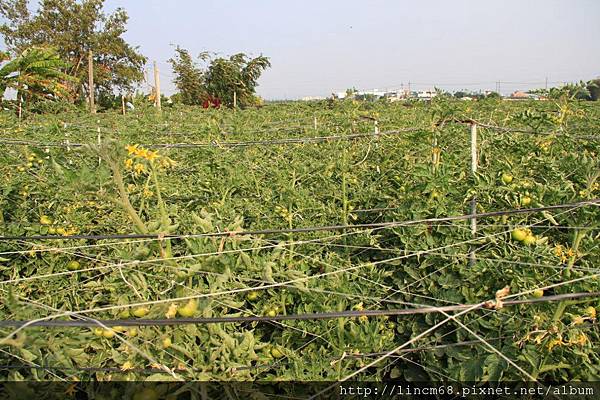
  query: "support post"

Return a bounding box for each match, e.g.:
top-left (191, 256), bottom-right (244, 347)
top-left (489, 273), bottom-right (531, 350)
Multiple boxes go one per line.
top-left (97, 125), bottom-right (102, 166)
top-left (153, 61), bottom-right (161, 111)
top-left (121, 95), bottom-right (126, 115)
top-left (313, 116), bottom-right (318, 131)
top-left (470, 123), bottom-right (478, 267)
top-left (18, 95), bottom-right (22, 121)
top-left (233, 91), bottom-right (237, 109)
top-left (88, 50), bottom-right (95, 114)
top-left (374, 119), bottom-right (379, 135)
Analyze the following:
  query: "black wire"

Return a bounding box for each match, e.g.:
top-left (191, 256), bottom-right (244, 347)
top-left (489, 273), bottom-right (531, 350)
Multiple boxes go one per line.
top-left (1, 292), bottom-right (597, 328)
top-left (0, 199), bottom-right (597, 242)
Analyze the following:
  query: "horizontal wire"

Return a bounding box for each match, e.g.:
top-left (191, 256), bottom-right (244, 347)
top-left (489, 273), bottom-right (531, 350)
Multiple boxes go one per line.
top-left (1, 292), bottom-right (597, 329)
top-left (0, 127), bottom-right (420, 149)
top-left (0, 199), bottom-right (597, 242)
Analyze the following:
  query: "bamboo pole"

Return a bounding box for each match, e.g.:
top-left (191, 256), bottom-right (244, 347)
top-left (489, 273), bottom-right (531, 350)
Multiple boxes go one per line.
top-left (88, 50), bottom-right (95, 114)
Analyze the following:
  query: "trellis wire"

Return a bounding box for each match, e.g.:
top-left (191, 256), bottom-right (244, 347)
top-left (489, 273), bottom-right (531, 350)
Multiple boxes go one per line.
top-left (0, 199), bottom-right (597, 242)
top-left (0, 291), bottom-right (597, 329)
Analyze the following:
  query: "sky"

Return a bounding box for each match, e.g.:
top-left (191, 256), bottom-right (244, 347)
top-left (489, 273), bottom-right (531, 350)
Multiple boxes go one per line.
top-left (6, 0), bottom-right (600, 99)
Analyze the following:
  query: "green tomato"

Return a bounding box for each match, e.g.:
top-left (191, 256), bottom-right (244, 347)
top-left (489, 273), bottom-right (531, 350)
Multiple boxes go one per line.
top-left (67, 260), bottom-right (80, 271)
top-left (501, 173), bottom-right (513, 185)
top-left (132, 307), bottom-right (150, 318)
top-left (511, 229), bottom-right (527, 242)
top-left (177, 300), bottom-right (197, 317)
top-left (246, 291), bottom-right (260, 301)
top-left (270, 348), bottom-right (284, 359)
top-left (521, 196), bottom-right (532, 207)
top-left (102, 329), bottom-right (115, 339)
top-left (532, 289), bottom-right (544, 298)
top-left (39, 215), bottom-right (53, 225)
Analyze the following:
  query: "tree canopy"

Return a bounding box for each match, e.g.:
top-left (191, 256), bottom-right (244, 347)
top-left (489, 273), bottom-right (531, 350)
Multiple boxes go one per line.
top-left (0, 0), bottom-right (147, 102)
top-left (169, 47), bottom-right (270, 108)
top-left (0, 46), bottom-right (73, 103)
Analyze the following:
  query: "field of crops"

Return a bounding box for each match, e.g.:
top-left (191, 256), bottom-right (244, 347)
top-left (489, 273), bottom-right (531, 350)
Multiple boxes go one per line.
top-left (0, 98), bottom-right (599, 394)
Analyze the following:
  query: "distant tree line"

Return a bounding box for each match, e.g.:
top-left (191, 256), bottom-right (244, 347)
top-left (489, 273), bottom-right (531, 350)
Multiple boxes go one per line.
top-left (0, 0), bottom-right (271, 113)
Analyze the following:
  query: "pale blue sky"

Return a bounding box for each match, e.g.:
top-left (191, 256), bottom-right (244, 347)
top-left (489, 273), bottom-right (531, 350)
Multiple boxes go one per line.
top-left (8, 1), bottom-right (600, 99)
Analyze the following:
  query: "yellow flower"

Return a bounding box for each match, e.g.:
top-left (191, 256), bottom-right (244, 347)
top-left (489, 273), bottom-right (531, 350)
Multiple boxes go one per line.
top-left (126, 144), bottom-right (139, 156)
top-left (565, 248), bottom-right (575, 258)
top-left (134, 163), bottom-right (146, 175)
top-left (165, 304), bottom-right (178, 319)
top-left (570, 334), bottom-right (587, 346)
top-left (143, 188), bottom-right (154, 198)
top-left (547, 338), bottom-right (563, 351)
top-left (135, 148), bottom-right (149, 159)
top-left (554, 245), bottom-right (563, 257)
top-left (145, 150), bottom-right (159, 161)
top-left (124, 158), bottom-right (134, 170)
top-left (120, 361), bottom-right (134, 371)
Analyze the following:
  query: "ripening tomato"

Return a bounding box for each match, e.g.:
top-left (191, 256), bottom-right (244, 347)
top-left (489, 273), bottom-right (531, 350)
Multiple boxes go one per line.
top-left (532, 289), bottom-right (544, 298)
top-left (177, 300), bottom-right (197, 317)
top-left (246, 291), bottom-right (260, 301)
top-left (40, 215), bottom-right (53, 225)
top-left (132, 307), bottom-right (150, 318)
top-left (270, 348), bottom-right (284, 358)
top-left (102, 329), bottom-right (115, 339)
top-left (511, 229), bottom-right (527, 242)
top-left (67, 260), bottom-right (80, 271)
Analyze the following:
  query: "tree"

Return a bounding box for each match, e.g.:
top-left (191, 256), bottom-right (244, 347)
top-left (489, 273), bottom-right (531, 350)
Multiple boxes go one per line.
top-left (0, 0), bottom-right (147, 103)
top-left (168, 47), bottom-right (206, 106)
top-left (0, 46), bottom-right (73, 104)
top-left (169, 47), bottom-right (270, 108)
top-left (587, 78), bottom-right (600, 101)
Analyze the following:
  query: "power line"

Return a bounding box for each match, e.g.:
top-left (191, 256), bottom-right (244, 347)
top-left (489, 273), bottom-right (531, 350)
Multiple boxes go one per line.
top-left (0, 199), bottom-right (596, 242)
top-left (0, 292), bottom-right (597, 328)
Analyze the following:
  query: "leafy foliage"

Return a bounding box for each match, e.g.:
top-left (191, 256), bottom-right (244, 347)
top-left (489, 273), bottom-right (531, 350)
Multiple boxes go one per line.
top-left (0, 46), bottom-right (73, 105)
top-left (0, 98), bottom-right (598, 386)
top-left (169, 47), bottom-right (270, 108)
top-left (0, 0), bottom-right (147, 101)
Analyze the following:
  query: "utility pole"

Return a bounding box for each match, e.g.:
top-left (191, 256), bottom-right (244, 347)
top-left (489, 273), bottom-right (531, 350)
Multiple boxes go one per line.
top-left (153, 61), bottom-right (161, 111)
top-left (88, 50), bottom-right (95, 114)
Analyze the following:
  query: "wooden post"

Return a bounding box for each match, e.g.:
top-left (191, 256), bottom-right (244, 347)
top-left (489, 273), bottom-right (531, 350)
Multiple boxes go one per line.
top-left (374, 119), bottom-right (379, 135)
top-left (18, 95), bottom-right (22, 121)
top-left (88, 50), bottom-right (95, 114)
top-left (121, 95), bottom-right (126, 115)
top-left (97, 124), bottom-right (101, 166)
top-left (313, 116), bottom-right (318, 131)
top-left (233, 90), bottom-right (237, 109)
top-left (470, 123), bottom-right (478, 267)
top-left (153, 61), bottom-right (161, 111)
